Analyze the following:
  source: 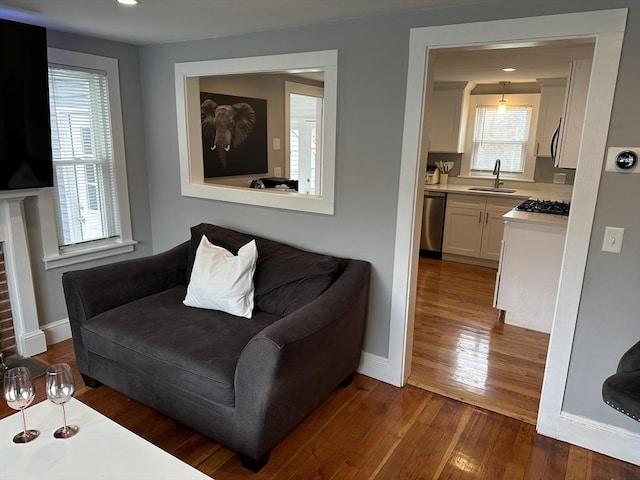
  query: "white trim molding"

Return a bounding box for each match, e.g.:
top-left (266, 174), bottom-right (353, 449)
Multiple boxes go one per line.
top-left (551, 412), bottom-right (640, 466)
top-left (0, 192), bottom-right (47, 356)
top-left (42, 318), bottom-right (72, 346)
top-left (357, 352), bottom-right (391, 385)
top-left (391, 7), bottom-right (628, 462)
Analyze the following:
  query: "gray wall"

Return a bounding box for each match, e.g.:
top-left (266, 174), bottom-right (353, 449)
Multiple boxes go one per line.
top-left (25, 29), bottom-right (154, 326)
top-left (562, 2), bottom-right (640, 430)
top-left (14, 0), bottom-right (631, 435)
top-left (139, 0), bottom-right (640, 433)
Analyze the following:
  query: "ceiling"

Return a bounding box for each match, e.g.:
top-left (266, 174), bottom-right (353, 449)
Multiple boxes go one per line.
top-left (0, 0), bottom-right (490, 45)
top-left (0, 1), bottom-right (595, 85)
top-left (433, 39), bottom-right (596, 84)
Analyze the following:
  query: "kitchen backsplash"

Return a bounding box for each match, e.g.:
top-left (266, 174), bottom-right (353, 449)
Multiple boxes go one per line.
top-left (533, 156), bottom-right (576, 185)
top-left (426, 152), bottom-right (574, 185)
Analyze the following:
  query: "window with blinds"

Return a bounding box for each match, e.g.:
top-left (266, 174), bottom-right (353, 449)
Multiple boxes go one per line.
top-left (48, 65), bottom-right (120, 248)
top-left (470, 105), bottom-right (532, 174)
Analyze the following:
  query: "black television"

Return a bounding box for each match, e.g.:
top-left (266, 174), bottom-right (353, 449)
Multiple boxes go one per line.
top-left (0, 18), bottom-right (53, 191)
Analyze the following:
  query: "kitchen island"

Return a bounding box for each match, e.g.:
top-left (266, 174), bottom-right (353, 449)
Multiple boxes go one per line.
top-left (494, 208), bottom-right (568, 333)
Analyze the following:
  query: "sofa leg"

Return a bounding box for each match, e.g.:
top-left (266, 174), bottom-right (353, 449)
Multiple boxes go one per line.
top-left (239, 450), bottom-right (270, 472)
top-left (339, 372), bottom-right (355, 388)
top-left (81, 374), bottom-right (103, 388)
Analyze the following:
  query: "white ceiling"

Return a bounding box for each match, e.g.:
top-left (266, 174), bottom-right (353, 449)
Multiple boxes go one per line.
top-left (0, 0), bottom-right (488, 45)
top-left (0, 1), bottom-right (595, 84)
top-left (433, 39), bottom-right (596, 84)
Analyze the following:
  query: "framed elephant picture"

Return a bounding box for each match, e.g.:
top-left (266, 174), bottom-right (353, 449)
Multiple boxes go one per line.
top-left (200, 92), bottom-right (268, 178)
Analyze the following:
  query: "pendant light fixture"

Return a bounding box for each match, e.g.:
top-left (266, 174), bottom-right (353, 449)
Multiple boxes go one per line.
top-left (497, 81), bottom-right (510, 114)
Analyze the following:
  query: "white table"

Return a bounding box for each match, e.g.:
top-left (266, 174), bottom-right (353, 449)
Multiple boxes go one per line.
top-left (0, 398), bottom-right (211, 480)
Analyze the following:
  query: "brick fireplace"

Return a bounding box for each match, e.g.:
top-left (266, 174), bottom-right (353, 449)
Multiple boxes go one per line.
top-left (0, 191), bottom-right (46, 358)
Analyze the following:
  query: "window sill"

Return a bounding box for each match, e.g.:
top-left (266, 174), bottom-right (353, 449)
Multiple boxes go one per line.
top-left (42, 239), bottom-right (138, 270)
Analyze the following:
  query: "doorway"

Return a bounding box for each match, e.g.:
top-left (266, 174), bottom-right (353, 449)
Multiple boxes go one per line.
top-left (407, 38), bottom-right (593, 424)
top-left (388, 9), bottom-right (626, 457)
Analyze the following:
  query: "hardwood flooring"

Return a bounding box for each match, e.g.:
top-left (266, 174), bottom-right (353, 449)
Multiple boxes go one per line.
top-left (1, 339), bottom-right (638, 478)
top-left (409, 257), bottom-right (550, 425)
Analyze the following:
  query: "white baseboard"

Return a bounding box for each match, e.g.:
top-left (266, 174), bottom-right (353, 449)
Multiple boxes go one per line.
top-left (20, 329), bottom-right (47, 357)
top-left (357, 351), bottom-right (391, 384)
top-left (550, 412), bottom-right (640, 466)
top-left (41, 318), bottom-right (72, 346)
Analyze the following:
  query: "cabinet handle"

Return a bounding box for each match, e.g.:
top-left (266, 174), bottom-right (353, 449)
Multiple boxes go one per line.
top-left (479, 212), bottom-right (483, 223)
top-left (485, 212), bottom-right (489, 224)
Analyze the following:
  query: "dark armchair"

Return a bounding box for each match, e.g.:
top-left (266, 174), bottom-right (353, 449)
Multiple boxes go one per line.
top-left (602, 340), bottom-right (640, 422)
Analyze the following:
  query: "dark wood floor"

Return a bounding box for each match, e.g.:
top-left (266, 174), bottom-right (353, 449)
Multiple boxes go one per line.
top-left (1, 339), bottom-right (638, 479)
top-left (409, 257), bottom-right (550, 424)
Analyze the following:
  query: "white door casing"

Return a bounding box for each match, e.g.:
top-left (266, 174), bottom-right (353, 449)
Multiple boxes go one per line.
top-left (391, 9), bottom-right (632, 463)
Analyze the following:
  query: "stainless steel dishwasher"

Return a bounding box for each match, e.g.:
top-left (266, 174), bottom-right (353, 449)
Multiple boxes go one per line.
top-left (420, 191), bottom-right (446, 259)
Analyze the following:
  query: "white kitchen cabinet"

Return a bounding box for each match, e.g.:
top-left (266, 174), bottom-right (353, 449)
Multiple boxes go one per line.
top-left (427, 82), bottom-right (472, 153)
top-left (534, 78), bottom-right (566, 158)
top-left (494, 214), bottom-right (567, 333)
top-left (555, 58), bottom-right (592, 169)
top-left (442, 205), bottom-right (483, 256)
top-left (442, 194), bottom-right (522, 262)
top-left (480, 208), bottom-right (511, 260)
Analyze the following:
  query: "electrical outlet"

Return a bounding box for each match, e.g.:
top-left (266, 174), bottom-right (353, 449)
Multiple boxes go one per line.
top-left (602, 226), bottom-right (624, 254)
top-left (274, 167), bottom-right (282, 177)
top-left (553, 173), bottom-right (566, 184)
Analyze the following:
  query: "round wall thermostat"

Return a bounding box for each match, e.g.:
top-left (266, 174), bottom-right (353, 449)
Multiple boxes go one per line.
top-left (615, 150), bottom-right (638, 170)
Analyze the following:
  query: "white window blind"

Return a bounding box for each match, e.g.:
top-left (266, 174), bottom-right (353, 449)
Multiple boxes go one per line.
top-left (48, 65), bottom-right (120, 248)
top-left (471, 105), bottom-right (532, 173)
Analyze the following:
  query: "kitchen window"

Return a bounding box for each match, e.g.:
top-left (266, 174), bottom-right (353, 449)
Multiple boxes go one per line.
top-left (38, 48), bottom-right (136, 270)
top-left (460, 93), bottom-right (540, 181)
top-left (471, 105), bottom-right (532, 174)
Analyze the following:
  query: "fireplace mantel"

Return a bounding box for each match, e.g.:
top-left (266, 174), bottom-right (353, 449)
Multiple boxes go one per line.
top-left (0, 189), bottom-right (46, 357)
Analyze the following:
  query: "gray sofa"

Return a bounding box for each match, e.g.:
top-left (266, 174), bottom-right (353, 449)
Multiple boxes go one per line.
top-left (62, 224), bottom-right (370, 471)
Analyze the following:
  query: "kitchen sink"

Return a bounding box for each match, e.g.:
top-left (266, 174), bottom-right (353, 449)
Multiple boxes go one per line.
top-left (467, 187), bottom-right (517, 193)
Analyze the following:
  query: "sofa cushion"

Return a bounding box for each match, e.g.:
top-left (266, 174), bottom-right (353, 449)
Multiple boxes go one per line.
top-left (188, 224), bottom-right (341, 316)
top-left (81, 286), bottom-right (280, 407)
top-left (184, 237), bottom-right (257, 318)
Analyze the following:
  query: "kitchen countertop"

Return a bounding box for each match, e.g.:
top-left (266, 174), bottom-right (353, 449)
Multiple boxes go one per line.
top-left (424, 182), bottom-right (572, 202)
top-left (502, 209), bottom-right (569, 227)
top-left (424, 180), bottom-right (572, 227)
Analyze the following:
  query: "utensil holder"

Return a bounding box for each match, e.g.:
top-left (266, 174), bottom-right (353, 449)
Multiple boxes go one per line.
top-left (440, 173), bottom-right (448, 185)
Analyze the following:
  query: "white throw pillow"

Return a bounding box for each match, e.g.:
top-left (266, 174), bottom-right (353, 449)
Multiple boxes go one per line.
top-left (183, 236), bottom-right (258, 318)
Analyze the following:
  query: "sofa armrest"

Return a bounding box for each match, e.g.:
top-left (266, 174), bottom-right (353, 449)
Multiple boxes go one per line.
top-left (62, 241), bottom-right (190, 325)
top-left (232, 259), bottom-right (371, 459)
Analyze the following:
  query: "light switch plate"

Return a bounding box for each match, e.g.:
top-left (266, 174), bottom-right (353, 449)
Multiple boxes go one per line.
top-left (602, 226), bottom-right (624, 254)
top-left (605, 147), bottom-right (639, 173)
top-left (272, 138), bottom-right (281, 150)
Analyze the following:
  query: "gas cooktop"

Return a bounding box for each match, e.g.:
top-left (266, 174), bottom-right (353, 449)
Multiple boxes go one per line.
top-left (516, 199), bottom-right (570, 216)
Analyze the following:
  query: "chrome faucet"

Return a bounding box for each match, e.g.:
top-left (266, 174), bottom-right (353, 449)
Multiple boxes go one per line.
top-left (493, 159), bottom-right (503, 189)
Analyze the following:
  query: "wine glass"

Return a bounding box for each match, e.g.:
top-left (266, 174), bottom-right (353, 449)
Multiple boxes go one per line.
top-left (3, 366), bottom-right (40, 443)
top-left (45, 363), bottom-right (79, 439)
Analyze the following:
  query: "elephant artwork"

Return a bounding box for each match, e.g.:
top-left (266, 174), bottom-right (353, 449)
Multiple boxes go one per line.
top-left (200, 92), bottom-right (268, 178)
